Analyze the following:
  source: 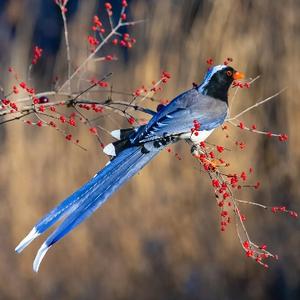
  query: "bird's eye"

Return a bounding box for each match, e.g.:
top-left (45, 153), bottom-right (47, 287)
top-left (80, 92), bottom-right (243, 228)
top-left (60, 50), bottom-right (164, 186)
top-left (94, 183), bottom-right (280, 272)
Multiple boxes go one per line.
top-left (226, 70), bottom-right (233, 77)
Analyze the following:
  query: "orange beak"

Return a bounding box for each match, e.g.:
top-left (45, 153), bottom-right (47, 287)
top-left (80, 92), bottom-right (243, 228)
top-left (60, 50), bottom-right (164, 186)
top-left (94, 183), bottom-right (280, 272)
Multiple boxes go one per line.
top-left (233, 71), bottom-right (245, 80)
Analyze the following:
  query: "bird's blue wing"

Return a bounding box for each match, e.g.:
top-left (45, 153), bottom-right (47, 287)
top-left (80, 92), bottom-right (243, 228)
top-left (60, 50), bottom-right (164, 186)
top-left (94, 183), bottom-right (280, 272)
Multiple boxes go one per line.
top-left (132, 88), bottom-right (228, 143)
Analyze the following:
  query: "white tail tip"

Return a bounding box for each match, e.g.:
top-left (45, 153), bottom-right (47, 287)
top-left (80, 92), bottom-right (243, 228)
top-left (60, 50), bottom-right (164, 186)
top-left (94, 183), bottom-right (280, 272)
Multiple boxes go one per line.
top-left (111, 129), bottom-right (121, 140)
top-left (33, 242), bottom-right (50, 272)
top-left (103, 143), bottom-right (116, 156)
top-left (15, 227), bottom-right (40, 253)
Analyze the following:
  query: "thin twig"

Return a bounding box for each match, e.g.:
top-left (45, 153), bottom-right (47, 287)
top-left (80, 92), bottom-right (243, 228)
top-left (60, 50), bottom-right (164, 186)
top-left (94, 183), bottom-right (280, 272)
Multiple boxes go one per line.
top-left (59, 29), bottom-right (118, 92)
top-left (227, 88), bottom-right (287, 121)
top-left (72, 104), bottom-right (105, 146)
top-left (58, 12), bottom-right (144, 92)
top-left (234, 198), bottom-right (268, 209)
top-left (229, 75), bottom-right (261, 115)
top-left (15, 91), bottom-right (57, 104)
top-left (35, 111), bottom-right (87, 151)
top-left (59, 0), bottom-right (72, 93)
top-left (0, 112), bottom-right (31, 125)
top-left (227, 120), bottom-right (282, 138)
top-left (106, 9), bottom-right (114, 31)
top-left (72, 72), bottom-right (112, 103)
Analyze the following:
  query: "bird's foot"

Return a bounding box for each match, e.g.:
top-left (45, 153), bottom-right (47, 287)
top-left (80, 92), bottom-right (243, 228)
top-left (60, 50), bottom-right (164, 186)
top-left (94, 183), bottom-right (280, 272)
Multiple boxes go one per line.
top-left (191, 144), bottom-right (202, 156)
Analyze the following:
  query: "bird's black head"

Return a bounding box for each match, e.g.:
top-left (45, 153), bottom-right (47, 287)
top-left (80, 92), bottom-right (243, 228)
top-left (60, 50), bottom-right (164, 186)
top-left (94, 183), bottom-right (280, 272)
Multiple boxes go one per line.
top-left (198, 65), bottom-right (244, 103)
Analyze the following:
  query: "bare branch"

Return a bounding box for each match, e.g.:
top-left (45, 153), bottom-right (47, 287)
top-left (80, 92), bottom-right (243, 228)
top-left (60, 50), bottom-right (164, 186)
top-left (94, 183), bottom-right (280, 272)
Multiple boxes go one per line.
top-left (229, 75), bottom-right (261, 115)
top-left (227, 88), bottom-right (287, 121)
top-left (227, 120), bottom-right (283, 138)
top-left (235, 198), bottom-right (268, 209)
top-left (59, 0), bottom-right (72, 93)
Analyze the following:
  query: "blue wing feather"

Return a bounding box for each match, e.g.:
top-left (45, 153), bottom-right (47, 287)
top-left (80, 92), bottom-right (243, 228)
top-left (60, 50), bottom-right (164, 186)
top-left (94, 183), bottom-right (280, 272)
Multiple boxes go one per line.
top-left (132, 88), bottom-right (227, 143)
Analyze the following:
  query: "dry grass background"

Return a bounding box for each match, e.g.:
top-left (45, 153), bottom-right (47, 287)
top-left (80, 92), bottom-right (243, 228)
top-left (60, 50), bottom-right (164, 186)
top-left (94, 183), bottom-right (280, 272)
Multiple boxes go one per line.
top-left (0, 0), bottom-right (299, 299)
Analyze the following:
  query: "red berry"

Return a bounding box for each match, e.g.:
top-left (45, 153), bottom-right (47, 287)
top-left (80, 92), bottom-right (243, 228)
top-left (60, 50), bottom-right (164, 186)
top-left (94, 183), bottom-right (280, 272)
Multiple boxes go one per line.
top-left (104, 2), bottom-right (112, 10)
top-left (243, 241), bottom-right (250, 249)
top-left (89, 127), bottom-right (97, 134)
top-left (128, 117), bottom-right (135, 125)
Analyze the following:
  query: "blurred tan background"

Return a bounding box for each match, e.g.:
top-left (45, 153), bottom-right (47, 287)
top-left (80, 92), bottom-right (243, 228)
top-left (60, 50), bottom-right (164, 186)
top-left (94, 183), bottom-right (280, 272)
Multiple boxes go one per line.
top-left (0, 0), bottom-right (299, 299)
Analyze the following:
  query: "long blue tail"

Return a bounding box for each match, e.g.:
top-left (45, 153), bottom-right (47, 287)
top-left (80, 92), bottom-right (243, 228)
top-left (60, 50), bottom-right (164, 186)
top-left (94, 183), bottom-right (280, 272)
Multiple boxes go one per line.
top-left (15, 146), bottom-right (159, 271)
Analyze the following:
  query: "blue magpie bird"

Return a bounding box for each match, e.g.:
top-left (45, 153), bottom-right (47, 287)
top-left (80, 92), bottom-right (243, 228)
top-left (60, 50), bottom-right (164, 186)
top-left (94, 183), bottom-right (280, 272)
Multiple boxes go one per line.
top-left (15, 64), bottom-right (244, 271)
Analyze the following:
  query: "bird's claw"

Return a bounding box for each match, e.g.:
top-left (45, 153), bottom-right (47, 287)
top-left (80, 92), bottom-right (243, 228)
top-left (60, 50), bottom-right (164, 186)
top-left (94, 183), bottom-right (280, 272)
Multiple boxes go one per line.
top-left (191, 144), bottom-right (202, 156)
